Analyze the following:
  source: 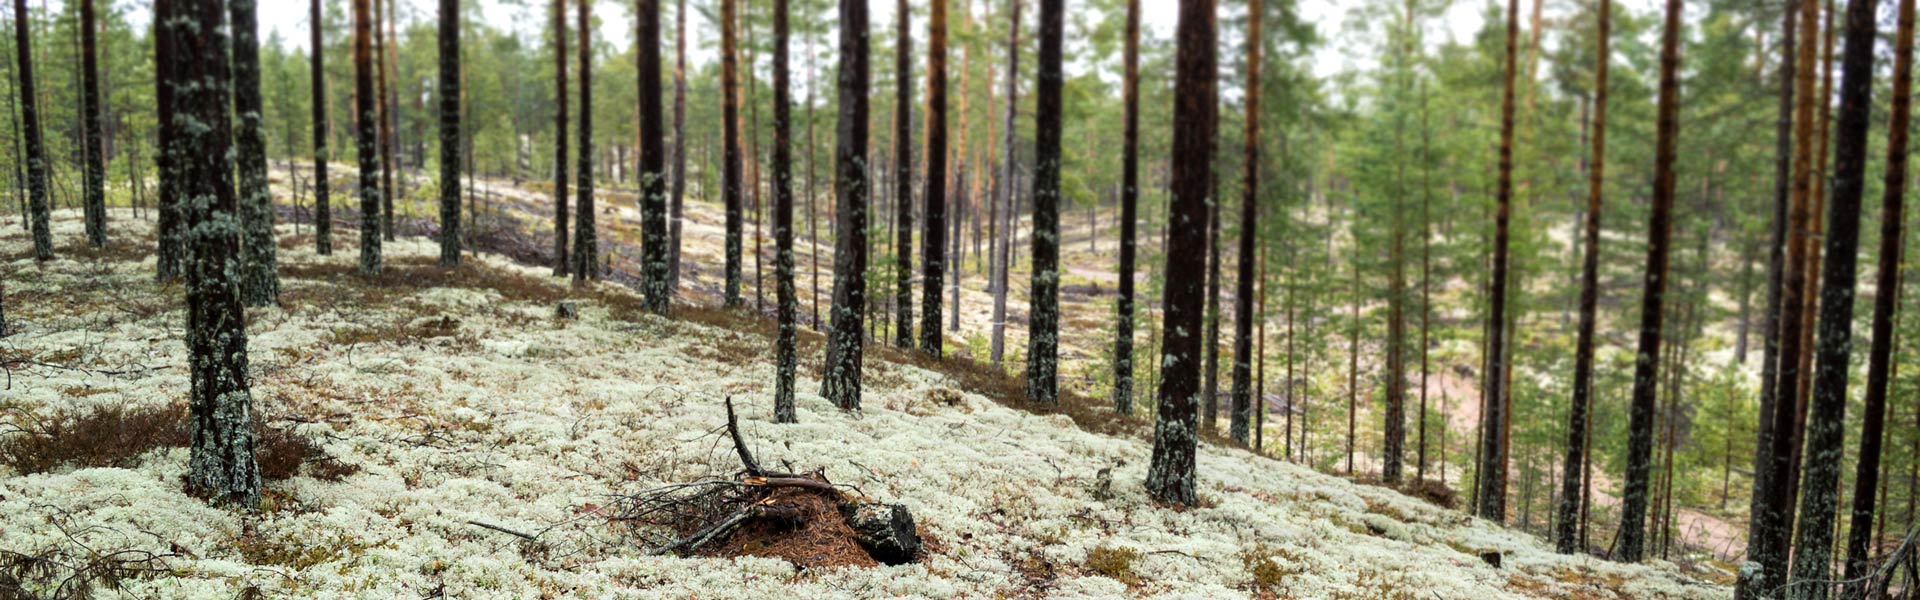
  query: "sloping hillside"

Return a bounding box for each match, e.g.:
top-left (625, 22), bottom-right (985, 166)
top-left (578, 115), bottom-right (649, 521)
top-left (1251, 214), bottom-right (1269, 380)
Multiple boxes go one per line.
top-left (2, 212), bottom-right (1724, 598)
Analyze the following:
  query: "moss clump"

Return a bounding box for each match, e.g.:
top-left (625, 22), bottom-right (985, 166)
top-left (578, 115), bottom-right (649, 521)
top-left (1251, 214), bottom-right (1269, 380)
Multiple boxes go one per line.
top-left (1085, 544), bottom-right (1141, 584)
top-left (1240, 542), bottom-right (1301, 597)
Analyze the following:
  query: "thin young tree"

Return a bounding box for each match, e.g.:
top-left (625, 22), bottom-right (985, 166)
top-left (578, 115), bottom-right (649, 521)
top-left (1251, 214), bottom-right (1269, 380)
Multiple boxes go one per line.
top-left (892, 0), bottom-right (914, 347)
top-left (1113, 0), bottom-right (1141, 415)
top-left (1844, 1), bottom-right (1914, 588)
top-left (374, 0), bottom-right (394, 241)
top-left (12, 0), bottom-right (49, 261)
top-left (1556, 0), bottom-right (1608, 555)
top-left (1474, 0), bottom-right (1519, 523)
top-left (79, 0), bottom-right (104, 247)
top-left (772, 0), bottom-right (798, 422)
top-left (640, 0), bottom-right (670, 312)
top-left (354, 0), bottom-right (382, 275)
top-left (920, 0), bottom-right (949, 356)
top-left (437, 0), bottom-right (459, 266)
top-left (312, 0), bottom-right (332, 255)
top-left (231, 0), bottom-right (278, 306)
top-left (170, 0), bottom-right (261, 509)
top-left (821, 0), bottom-right (871, 410)
top-left (572, 0), bottom-right (595, 283)
top-left (990, 0), bottom-right (1021, 367)
top-left (552, 0), bottom-right (570, 276)
top-left (1616, 0), bottom-right (1683, 563)
top-left (1144, 0), bottom-right (1215, 507)
top-left (155, 0), bottom-right (183, 278)
top-left (1228, 0), bottom-right (1261, 446)
top-left (1023, 0), bottom-right (1064, 405)
top-left (722, 0), bottom-right (744, 305)
top-left (1788, 0), bottom-right (1879, 590)
top-left (669, 0), bottom-right (686, 292)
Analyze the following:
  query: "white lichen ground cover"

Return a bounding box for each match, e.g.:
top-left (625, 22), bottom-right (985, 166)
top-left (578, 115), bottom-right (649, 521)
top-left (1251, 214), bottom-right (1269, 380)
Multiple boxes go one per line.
top-left (2, 211), bottom-right (1723, 599)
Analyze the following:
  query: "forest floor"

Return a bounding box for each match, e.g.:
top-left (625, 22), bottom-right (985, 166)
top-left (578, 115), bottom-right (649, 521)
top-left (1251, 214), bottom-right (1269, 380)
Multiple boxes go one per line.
top-left (1, 206), bottom-right (1733, 598)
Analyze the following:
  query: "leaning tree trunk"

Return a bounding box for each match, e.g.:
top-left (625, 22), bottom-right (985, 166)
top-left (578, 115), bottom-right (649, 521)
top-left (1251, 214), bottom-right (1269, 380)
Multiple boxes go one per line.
top-left (353, 0), bottom-right (382, 275)
top-left (1788, 0), bottom-right (1880, 592)
top-left (892, 0), bottom-right (914, 348)
top-left (669, 0), bottom-right (686, 294)
top-left (1557, 0), bottom-right (1609, 555)
top-left (1228, 0), bottom-right (1260, 446)
top-left (772, 0), bottom-right (797, 422)
top-left (312, 0), bottom-right (332, 255)
top-left (168, 0), bottom-right (261, 510)
top-left (551, 0), bottom-right (570, 277)
top-left (1474, 0), bottom-right (1519, 524)
top-left (1144, 0), bottom-right (1215, 508)
top-left (231, 0), bottom-right (279, 306)
top-left (12, 0), bottom-right (50, 261)
top-left (437, 0), bottom-right (460, 266)
top-left (79, 0), bottom-right (104, 247)
top-left (572, 0), bottom-right (596, 283)
top-left (1843, 2), bottom-right (1914, 589)
top-left (919, 0), bottom-right (949, 357)
top-left (640, 0), bottom-right (670, 313)
top-left (721, 0), bottom-right (744, 305)
top-left (1023, 0), bottom-right (1064, 405)
top-left (821, 0), bottom-right (871, 411)
top-left (1113, 0), bottom-right (1140, 415)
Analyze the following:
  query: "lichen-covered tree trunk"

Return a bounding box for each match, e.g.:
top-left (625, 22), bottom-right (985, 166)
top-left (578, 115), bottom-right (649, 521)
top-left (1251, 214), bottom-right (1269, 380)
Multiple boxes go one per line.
top-left (1474, 0), bottom-right (1519, 524)
top-left (1556, 0), bottom-right (1609, 555)
top-left (1203, 197), bottom-right (1222, 431)
top-left (312, 0), bottom-right (332, 256)
top-left (79, 0), bottom-right (104, 247)
top-left (1023, 0), bottom-right (1064, 406)
top-left (230, 0), bottom-right (279, 306)
top-left (1843, 2), bottom-right (1913, 589)
top-left (821, 0), bottom-right (870, 411)
top-left (1145, 0), bottom-right (1214, 507)
top-left (437, 0), bottom-right (460, 266)
top-left (168, 0), bottom-right (261, 509)
top-left (551, 0), bottom-right (570, 277)
top-left (12, 0), bottom-right (50, 261)
top-left (1787, 0), bottom-right (1879, 592)
top-left (354, 0), bottom-right (382, 275)
top-left (892, 0), bottom-right (914, 348)
top-left (919, 0), bottom-right (948, 357)
top-left (771, 0), bottom-right (797, 422)
top-left (721, 0), bottom-right (744, 305)
top-left (640, 0), bottom-right (670, 313)
top-left (571, 0), bottom-right (595, 283)
top-left (1228, 0), bottom-right (1259, 446)
top-left (989, 0), bottom-right (1020, 368)
top-left (1113, 0), bottom-right (1140, 415)
top-left (153, 0), bottom-right (183, 277)
top-left (1615, 0), bottom-right (1683, 564)
top-left (668, 0), bottom-right (687, 294)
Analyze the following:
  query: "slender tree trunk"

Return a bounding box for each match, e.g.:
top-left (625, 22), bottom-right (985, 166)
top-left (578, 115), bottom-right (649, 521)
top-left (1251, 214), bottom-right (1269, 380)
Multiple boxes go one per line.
top-left (1145, 0), bottom-right (1214, 507)
top-left (806, 30), bottom-right (820, 328)
top-left (772, 0), bottom-right (797, 422)
top-left (551, 0), bottom-right (569, 276)
top-left (722, 0), bottom-right (744, 304)
top-left (821, 0), bottom-right (870, 411)
top-left (78, 0), bottom-right (103, 247)
top-left (1348, 249), bottom-right (1359, 475)
top-left (1023, 0), bottom-right (1064, 405)
top-left (1204, 192), bottom-right (1222, 431)
top-left (1113, 0), bottom-right (1140, 415)
top-left (1228, 0), bottom-right (1260, 446)
top-left (669, 0), bottom-right (686, 294)
top-left (4, 16), bottom-right (26, 236)
top-left (231, 0), bottom-right (278, 306)
top-left (312, 0), bottom-right (332, 255)
top-left (989, 0), bottom-right (1020, 367)
top-left (1417, 81), bottom-right (1433, 483)
top-left (1474, 0), bottom-right (1520, 525)
top-left (747, 7), bottom-right (764, 310)
top-left (354, 0), bottom-right (382, 274)
top-left (892, 0), bottom-right (915, 346)
top-left (919, 0), bottom-right (949, 356)
top-left (572, 0), bottom-right (596, 283)
top-left (437, 0), bottom-right (460, 266)
top-left (13, 0), bottom-right (49, 261)
top-left (374, 0), bottom-right (395, 240)
top-left (1557, 0), bottom-right (1608, 555)
top-left (640, 0), bottom-right (669, 312)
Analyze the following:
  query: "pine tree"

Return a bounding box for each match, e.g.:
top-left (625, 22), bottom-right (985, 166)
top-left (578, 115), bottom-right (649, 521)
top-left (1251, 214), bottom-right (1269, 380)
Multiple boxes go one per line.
top-left (354, 0), bottom-right (382, 275)
top-left (551, 0), bottom-right (569, 276)
top-left (821, 0), bottom-right (871, 411)
top-left (892, 0), bottom-right (915, 348)
top-left (312, 0), bottom-right (332, 255)
top-left (1023, 0), bottom-right (1064, 405)
top-left (919, 0), bottom-right (949, 357)
top-left (1145, 0), bottom-right (1215, 507)
top-left (571, 0), bottom-right (595, 283)
top-left (12, 0), bottom-right (49, 261)
top-left (79, 0), bottom-right (104, 247)
top-left (231, 0), bottom-right (279, 306)
top-left (170, 0), bottom-right (261, 509)
top-left (1113, 0), bottom-right (1140, 415)
top-left (669, 0), bottom-right (687, 294)
top-left (1474, 0), bottom-right (1519, 524)
top-left (1228, 0), bottom-right (1261, 446)
top-left (1556, 0), bottom-right (1608, 555)
top-left (989, 0), bottom-right (1021, 367)
top-left (155, 0), bottom-right (183, 278)
top-left (437, 0), bottom-right (460, 266)
top-left (722, 0), bottom-right (744, 305)
top-left (375, 0), bottom-right (395, 242)
top-left (640, 0), bottom-right (670, 312)
top-left (772, 0), bottom-right (797, 422)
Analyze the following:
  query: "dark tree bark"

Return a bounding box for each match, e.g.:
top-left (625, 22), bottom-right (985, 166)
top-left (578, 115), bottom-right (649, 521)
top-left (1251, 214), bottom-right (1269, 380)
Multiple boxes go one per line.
top-left (821, 0), bottom-right (871, 411)
top-left (892, 0), bottom-right (914, 347)
top-left (919, 0), bottom-right (949, 356)
top-left (168, 0), bottom-right (261, 509)
top-left (807, 31), bottom-right (821, 328)
top-left (1228, 0), bottom-right (1260, 446)
top-left (354, 0), bottom-right (382, 275)
top-left (375, 0), bottom-right (395, 242)
top-left (1145, 0), bottom-right (1215, 507)
top-left (669, 0), bottom-right (686, 294)
top-left (79, 0), bottom-right (103, 247)
top-left (772, 0), bottom-right (797, 422)
top-left (1474, 0), bottom-right (1519, 524)
top-left (572, 0), bottom-right (596, 283)
top-left (640, 0), bottom-right (670, 312)
top-left (154, 0), bottom-right (183, 277)
top-left (1844, 1), bottom-right (1914, 588)
top-left (1204, 193), bottom-right (1222, 431)
top-left (1023, 0), bottom-right (1064, 405)
top-left (230, 0), bottom-right (278, 306)
top-left (1557, 0), bottom-right (1608, 555)
top-left (989, 0), bottom-right (1021, 367)
top-left (722, 0), bottom-right (744, 305)
top-left (1113, 0), bottom-right (1140, 415)
top-left (437, 0), bottom-right (460, 266)
top-left (552, 0), bottom-right (569, 277)
top-left (312, 0), bottom-right (332, 255)
top-left (1616, 0), bottom-right (1682, 564)
top-left (1788, 0), bottom-right (1879, 591)
top-left (12, 0), bottom-right (49, 261)
top-left (1416, 82), bottom-right (1433, 482)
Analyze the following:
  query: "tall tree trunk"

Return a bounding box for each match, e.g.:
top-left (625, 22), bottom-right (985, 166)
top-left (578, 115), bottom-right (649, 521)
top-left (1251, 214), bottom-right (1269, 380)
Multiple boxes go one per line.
top-left (1557, 0), bottom-right (1608, 555)
top-left (354, 0), bottom-right (382, 274)
top-left (79, 0), bottom-right (103, 247)
top-left (989, 0), bottom-right (1020, 367)
top-left (313, 0), bottom-right (332, 256)
top-left (669, 0), bottom-right (686, 294)
top-left (1474, 0), bottom-right (1519, 525)
top-left (640, 0), bottom-right (670, 312)
top-left (920, 0), bottom-right (949, 356)
top-left (821, 0), bottom-right (871, 411)
top-left (747, 7), bottom-right (764, 311)
top-left (722, 0), bottom-right (744, 304)
top-left (1023, 0), bottom-right (1064, 405)
top-left (806, 30), bottom-right (821, 328)
top-left (1204, 191), bottom-right (1222, 431)
top-left (1417, 81), bottom-right (1433, 483)
top-left (5, 14), bottom-right (27, 236)
top-left (572, 0), bottom-right (596, 283)
top-left (1113, 0), bottom-right (1140, 415)
top-left (1348, 249), bottom-right (1359, 475)
top-left (1788, 0), bottom-right (1880, 591)
top-left (437, 0), bottom-right (460, 266)
top-left (893, 0), bottom-right (915, 347)
top-left (170, 0), bottom-right (260, 509)
top-left (551, 0), bottom-right (569, 276)
top-left (13, 0), bottom-right (49, 261)
top-left (772, 0), bottom-right (797, 422)
top-left (1145, 0), bottom-right (1215, 507)
top-left (1228, 0), bottom-right (1260, 446)
top-left (231, 0), bottom-right (278, 306)
top-left (374, 0), bottom-right (395, 241)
